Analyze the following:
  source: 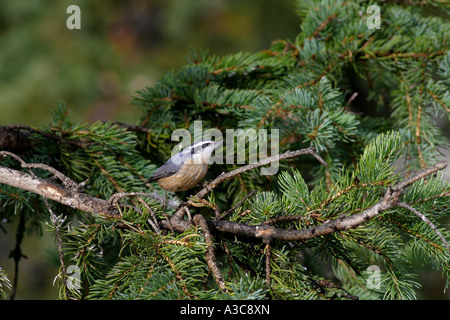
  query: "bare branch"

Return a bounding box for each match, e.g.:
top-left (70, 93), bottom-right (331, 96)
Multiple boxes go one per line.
top-left (193, 214), bottom-right (228, 292)
top-left (0, 165), bottom-right (119, 218)
top-left (264, 239), bottom-right (272, 285)
top-left (393, 160), bottom-right (447, 191)
top-left (195, 147), bottom-right (326, 200)
top-left (1, 151), bottom-right (79, 188)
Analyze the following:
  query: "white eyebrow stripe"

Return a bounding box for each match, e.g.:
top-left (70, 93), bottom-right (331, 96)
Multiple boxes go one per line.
top-left (187, 141), bottom-right (214, 149)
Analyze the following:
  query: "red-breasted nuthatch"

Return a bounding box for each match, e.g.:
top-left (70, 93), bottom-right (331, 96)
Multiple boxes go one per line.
top-left (145, 140), bottom-right (221, 192)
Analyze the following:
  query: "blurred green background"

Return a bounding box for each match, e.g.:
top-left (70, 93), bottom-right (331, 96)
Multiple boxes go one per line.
top-left (0, 0), bottom-right (448, 300)
top-left (0, 0), bottom-right (299, 127)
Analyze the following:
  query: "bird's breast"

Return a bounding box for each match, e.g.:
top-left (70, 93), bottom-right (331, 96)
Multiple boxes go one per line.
top-left (157, 161), bottom-right (208, 192)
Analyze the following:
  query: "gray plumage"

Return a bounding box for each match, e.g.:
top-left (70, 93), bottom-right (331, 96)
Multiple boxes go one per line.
top-left (145, 156), bottom-right (183, 183)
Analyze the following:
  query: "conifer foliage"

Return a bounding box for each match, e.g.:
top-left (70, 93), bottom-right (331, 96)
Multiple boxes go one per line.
top-left (0, 0), bottom-right (449, 300)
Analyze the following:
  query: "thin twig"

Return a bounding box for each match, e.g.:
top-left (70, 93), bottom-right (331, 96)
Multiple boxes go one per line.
top-left (185, 206), bottom-right (193, 224)
top-left (43, 197), bottom-right (70, 297)
top-left (392, 160), bottom-right (447, 191)
top-left (191, 198), bottom-right (221, 218)
top-left (264, 239), bottom-right (272, 285)
top-left (135, 198), bottom-right (161, 233)
top-left (193, 214), bottom-right (228, 292)
top-left (121, 203), bottom-right (160, 234)
top-left (9, 208), bottom-right (26, 300)
top-left (345, 92), bottom-right (359, 108)
top-left (219, 191), bottom-right (254, 220)
top-left (107, 192), bottom-right (182, 233)
top-left (195, 147), bottom-right (326, 200)
top-left (397, 202), bottom-right (450, 254)
top-left (108, 192), bottom-right (178, 209)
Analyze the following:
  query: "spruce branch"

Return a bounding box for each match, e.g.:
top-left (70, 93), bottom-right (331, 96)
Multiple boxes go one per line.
top-left (0, 267), bottom-right (12, 300)
top-left (209, 160), bottom-right (448, 242)
top-left (1, 150), bottom-right (447, 246)
top-left (110, 122), bottom-right (151, 134)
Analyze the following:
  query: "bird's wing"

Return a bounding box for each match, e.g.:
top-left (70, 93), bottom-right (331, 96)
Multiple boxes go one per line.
top-left (145, 158), bottom-right (180, 183)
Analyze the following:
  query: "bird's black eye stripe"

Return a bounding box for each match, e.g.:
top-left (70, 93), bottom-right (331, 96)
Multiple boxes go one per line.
top-left (202, 142), bottom-right (211, 148)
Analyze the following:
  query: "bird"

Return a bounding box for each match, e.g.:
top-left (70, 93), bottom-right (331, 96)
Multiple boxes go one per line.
top-left (145, 140), bottom-right (221, 192)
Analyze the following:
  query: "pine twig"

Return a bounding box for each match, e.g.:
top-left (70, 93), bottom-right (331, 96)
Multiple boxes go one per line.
top-left (109, 191), bottom-right (157, 205)
top-left (193, 214), bottom-right (228, 293)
